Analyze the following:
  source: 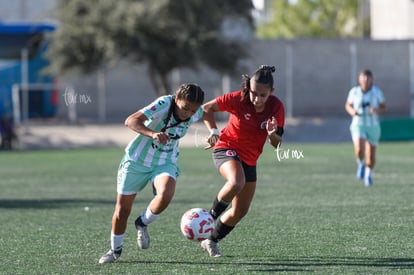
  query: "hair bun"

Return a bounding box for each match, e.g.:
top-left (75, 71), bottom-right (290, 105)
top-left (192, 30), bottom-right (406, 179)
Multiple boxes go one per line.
top-left (259, 65), bottom-right (275, 73)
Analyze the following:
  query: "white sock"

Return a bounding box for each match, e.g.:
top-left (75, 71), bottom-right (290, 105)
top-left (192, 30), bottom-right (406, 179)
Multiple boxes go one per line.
top-left (111, 232), bottom-right (124, 251)
top-left (357, 158), bottom-right (365, 166)
top-left (141, 207), bottom-right (159, 225)
top-left (365, 167), bottom-right (372, 178)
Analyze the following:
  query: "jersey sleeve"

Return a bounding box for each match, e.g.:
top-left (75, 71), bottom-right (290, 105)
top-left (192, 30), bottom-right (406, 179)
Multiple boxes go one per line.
top-left (140, 95), bottom-right (171, 121)
top-left (216, 91), bottom-right (241, 113)
top-left (346, 87), bottom-right (356, 104)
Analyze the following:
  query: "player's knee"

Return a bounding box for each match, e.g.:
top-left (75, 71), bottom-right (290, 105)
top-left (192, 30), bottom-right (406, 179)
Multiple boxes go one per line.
top-left (228, 173), bottom-right (246, 190)
top-left (227, 179), bottom-right (245, 193)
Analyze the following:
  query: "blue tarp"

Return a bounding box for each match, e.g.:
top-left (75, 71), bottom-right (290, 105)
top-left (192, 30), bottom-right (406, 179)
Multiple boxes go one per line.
top-left (0, 22), bottom-right (56, 59)
top-left (0, 22), bottom-right (56, 34)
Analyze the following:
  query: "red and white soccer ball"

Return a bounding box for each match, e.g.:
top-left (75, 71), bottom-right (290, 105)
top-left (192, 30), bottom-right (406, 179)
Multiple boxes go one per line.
top-left (180, 208), bottom-right (214, 241)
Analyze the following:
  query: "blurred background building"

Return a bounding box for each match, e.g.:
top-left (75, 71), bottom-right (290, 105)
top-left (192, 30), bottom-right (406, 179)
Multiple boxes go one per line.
top-left (0, 0), bottom-right (413, 123)
top-left (2, 0), bottom-right (413, 40)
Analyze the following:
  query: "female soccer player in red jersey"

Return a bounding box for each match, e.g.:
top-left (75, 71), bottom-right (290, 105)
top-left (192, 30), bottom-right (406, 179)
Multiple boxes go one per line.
top-left (201, 65), bottom-right (285, 257)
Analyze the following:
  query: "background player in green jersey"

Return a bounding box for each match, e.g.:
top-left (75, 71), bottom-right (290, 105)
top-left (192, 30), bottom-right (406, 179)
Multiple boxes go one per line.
top-left (345, 69), bottom-right (386, 186)
top-left (99, 84), bottom-right (204, 263)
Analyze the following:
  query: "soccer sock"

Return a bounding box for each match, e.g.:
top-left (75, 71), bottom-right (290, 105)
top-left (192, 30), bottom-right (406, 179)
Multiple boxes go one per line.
top-left (357, 158), bottom-right (365, 166)
top-left (111, 232), bottom-right (124, 252)
top-left (210, 197), bottom-right (230, 220)
top-left (138, 207), bottom-right (159, 226)
top-left (210, 219), bottom-right (234, 243)
top-left (365, 167), bottom-right (372, 178)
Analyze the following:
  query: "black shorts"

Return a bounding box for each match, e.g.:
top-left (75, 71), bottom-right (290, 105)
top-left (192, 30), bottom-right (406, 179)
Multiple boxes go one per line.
top-left (212, 148), bottom-right (257, 182)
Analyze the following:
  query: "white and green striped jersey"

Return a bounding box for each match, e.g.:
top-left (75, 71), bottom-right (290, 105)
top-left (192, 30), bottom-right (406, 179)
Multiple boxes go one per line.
top-left (347, 85), bottom-right (385, 127)
top-left (125, 95), bottom-right (202, 167)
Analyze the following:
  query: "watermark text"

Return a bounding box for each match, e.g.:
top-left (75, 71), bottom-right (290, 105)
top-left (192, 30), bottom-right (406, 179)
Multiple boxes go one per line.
top-left (275, 143), bottom-right (304, 161)
top-left (63, 87), bottom-right (92, 106)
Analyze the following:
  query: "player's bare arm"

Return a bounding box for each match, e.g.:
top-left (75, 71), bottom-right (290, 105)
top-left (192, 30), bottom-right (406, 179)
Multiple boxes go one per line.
top-left (202, 99), bottom-right (220, 149)
top-left (345, 102), bottom-right (358, 116)
top-left (125, 111), bottom-right (170, 144)
top-left (370, 102), bottom-right (386, 115)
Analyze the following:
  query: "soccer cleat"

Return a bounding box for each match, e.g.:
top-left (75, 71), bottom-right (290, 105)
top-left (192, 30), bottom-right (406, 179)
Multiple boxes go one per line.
top-left (98, 249), bottom-right (122, 264)
top-left (201, 239), bottom-right (222, 257)
top-left (356, 163), bottom-right (365, 180)
top-left (364, 176), bottom-right (373, 187)
top-left (136, 224), bottom-right (150, 249)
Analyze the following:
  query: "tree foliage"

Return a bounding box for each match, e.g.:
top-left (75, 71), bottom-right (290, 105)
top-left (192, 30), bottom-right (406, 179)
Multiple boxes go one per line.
top-left (47, 0), bottom-right (253, 95)
top-left (256, 0), bottom-right (365, 39)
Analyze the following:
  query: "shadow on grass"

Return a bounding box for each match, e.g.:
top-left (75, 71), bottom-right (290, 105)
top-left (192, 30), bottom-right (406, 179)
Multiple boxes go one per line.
top-left (0, 198), bottom-right (115, 209)
top-left (248, 257), bottom-right (414, 272)
top-left (0, 197), bottom-right (216, 209)
top-left (118, 257), bottom-right (414, 273)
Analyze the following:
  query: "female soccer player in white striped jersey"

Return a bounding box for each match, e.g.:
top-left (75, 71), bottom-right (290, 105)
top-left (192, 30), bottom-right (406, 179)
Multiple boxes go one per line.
top-left (345, 69), bottom-right (386, 186)
top-left (99, 83), bottom-right (204, 263)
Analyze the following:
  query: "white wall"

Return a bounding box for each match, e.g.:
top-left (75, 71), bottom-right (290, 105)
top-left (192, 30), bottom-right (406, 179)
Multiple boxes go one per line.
top-left (371, 0), bottom-right (414, 40)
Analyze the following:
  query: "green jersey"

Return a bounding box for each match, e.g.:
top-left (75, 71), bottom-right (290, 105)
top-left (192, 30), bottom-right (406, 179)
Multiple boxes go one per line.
top-left (125, 95), bottom-right (202, 167)
top-left (346, 85), bottom-right (385, 127)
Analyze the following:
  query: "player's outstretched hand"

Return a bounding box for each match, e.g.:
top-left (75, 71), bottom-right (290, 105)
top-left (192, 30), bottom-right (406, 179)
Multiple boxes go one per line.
top-left (204, 129), bottom-right (220, 150)
top-left (266, 116), bottom-right (278, 135)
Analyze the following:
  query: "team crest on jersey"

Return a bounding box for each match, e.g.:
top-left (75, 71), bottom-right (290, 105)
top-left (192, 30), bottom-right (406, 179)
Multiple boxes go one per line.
top-left (226, 150), bottom-right (237, 157)
top-left (244, 113), bottom-right (251, 120)
top-left (260, 120), bottom-right (267, 129)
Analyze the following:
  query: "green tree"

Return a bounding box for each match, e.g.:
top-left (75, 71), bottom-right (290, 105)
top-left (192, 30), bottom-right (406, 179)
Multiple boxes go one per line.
top-left (256, 0), bottom-right (366, 38)
top-left (46, 1), bottom-right (115, 74)
top-left (47, 0), bottom-right (253, 96)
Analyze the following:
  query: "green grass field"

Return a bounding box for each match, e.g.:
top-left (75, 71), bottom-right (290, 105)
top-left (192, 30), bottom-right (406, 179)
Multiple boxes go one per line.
top-left (0, 142), bottom-right (413, 274)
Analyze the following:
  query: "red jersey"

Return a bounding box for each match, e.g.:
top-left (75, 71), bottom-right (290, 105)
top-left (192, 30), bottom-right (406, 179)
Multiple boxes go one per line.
top-left (215, 90), bottom-right (285, 166)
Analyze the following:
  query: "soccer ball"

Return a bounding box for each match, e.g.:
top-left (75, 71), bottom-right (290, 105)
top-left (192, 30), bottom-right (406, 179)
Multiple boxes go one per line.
top-left (180, 208), bottom-right (214, 241)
